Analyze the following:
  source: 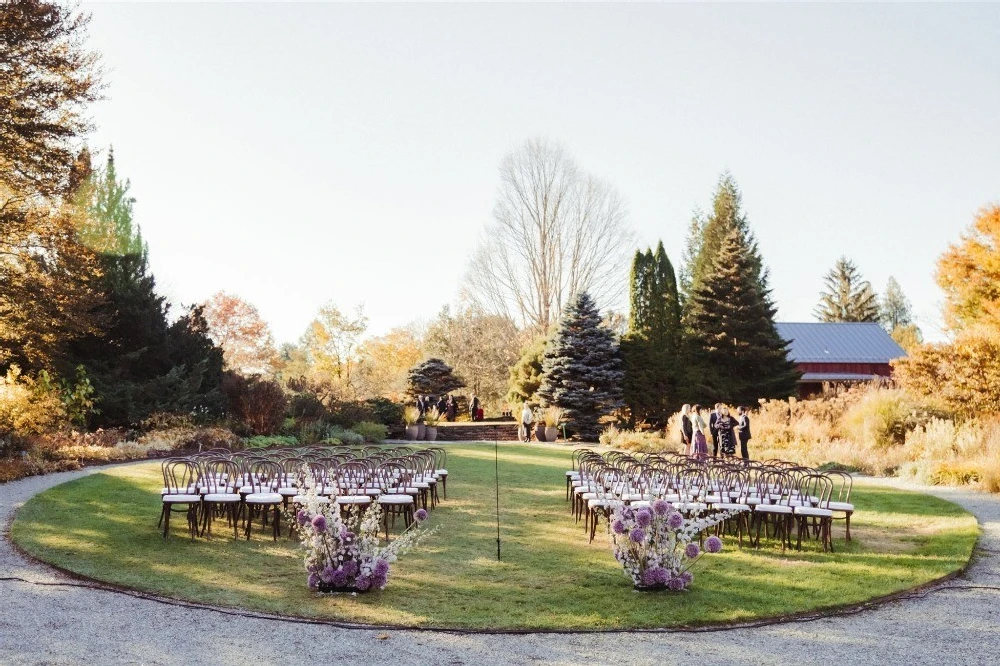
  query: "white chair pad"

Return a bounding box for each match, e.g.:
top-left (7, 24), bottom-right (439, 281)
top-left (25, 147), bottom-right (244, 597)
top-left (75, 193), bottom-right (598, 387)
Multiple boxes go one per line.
top-left (245, 493), bottom-right (282, 504)
top-left (795, 506), bottom-right (834, 517)
top-left (291, 495), bottom-right (331, 504)
top-left (162, 494), bottom-right (201, 503)
top-left (829, 502), bottom-right (855, 511)
top-left (336, 496), bottom-right (371, 505)
top-left (203, 493), bottom-right (240, 502)
top-left (379, 494), bottom-right (415, 505)
top-left (713, 502), bottom-right (751, 511)
top-left (756, 504), bottom-right (794, 514)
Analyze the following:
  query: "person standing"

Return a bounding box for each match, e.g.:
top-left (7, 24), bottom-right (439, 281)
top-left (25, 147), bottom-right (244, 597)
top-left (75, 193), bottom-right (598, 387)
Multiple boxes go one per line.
top-left (709, 404), bottom-right (721, 457)
top-left (470, 395), bottom-right (481, 422)
top-left (717, 406), bottom-right (737, 457)
top-left (679, 404), bottom-right (693, 455)
top-left (692, 404), bottom-right (709, 459)
top-left (446, 395), bottom-right (457, 422)
top-left (520, 402), bottom-right (533, 443)
top-left (736, 405), bottom-right (752, 460)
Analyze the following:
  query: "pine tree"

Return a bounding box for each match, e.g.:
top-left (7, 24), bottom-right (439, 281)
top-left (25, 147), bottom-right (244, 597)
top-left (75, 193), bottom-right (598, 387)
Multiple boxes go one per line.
top-left (538, 292), bottom-right (624, 440)
top-left (686, 228), bottom-right (799, 404)
top-left (507, 334), bottom-right (547, 405)
top-left (880, 276), bottom-right (913, 331)
top-left (406, 358), bottom-right (465, 397)
top-left (814, 257), bottom-right (880, 322)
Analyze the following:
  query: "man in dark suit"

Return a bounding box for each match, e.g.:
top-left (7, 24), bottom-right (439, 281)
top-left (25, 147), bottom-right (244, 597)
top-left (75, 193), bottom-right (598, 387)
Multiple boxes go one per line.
top-left (709, 404), bottom-right (721, 457)
top-left (737, 405), bottom-right (752, 460)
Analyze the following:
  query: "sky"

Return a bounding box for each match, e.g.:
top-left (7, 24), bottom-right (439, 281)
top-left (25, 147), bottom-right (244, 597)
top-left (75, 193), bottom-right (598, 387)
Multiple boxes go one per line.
top-left (80, 2), bottom-right (1000, 345)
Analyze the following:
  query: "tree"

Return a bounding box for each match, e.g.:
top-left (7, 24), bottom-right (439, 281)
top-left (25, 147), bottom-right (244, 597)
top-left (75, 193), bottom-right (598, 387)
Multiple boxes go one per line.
top-left (537, 292), bottom-right (624, 441)
top-left (406, 358), bottom-right (465, 397)
top-left (465, 139), bottom-right (634, 333)
top-left (686, 227), bottom-right (799, 404)
top-left (507, 334), bottom-right (548, 405)
top-left (299, 302), bottom-right (368, 401)
top-left (202, 291), bottom-right (277, 376)
top-left (423, 305), bottom-right (523, 408)
top-left (880, 277), bottom-right (913, 331)
top-left (0, 1), bottom-right (103, 197)
top-left (355, 326), bottom-right (425, 402)
top-left (814, 256), bottom-right (880, 322)
top-left (937, 203), bottom-right (1000, 332)
top-left (622, 242), bottom-right (684, 422)
top-left (890, 323), bottom-right (923, 353)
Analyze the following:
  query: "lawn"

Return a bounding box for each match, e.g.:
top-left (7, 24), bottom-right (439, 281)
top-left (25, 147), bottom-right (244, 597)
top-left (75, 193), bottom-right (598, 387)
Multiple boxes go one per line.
top-left (10, 443), bottom-right (979, 630)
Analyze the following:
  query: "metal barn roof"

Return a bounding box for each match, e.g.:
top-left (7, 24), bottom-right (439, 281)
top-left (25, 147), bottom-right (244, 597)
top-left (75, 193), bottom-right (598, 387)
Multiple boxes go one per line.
top-left (775, 322), bottom-right (906, 364)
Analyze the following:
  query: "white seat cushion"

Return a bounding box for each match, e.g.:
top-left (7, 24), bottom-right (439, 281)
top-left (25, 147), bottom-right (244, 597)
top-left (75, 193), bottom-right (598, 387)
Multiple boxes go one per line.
top-left (379, 494), bottom-right (415, 505)
top-left (278, 487), bottom-right (299, 496)
top-left (435, 469), bottom-right (448, 475)
top-left (713, 502), bottom-right (751, 511)
top-left (162, 494), bottom-right (201, 503)
top-left (756, 504), bottom-right (794, 514)
top-left (795, 506), bottom-right (834, 517)
top-left (245, 492), bottom-right (282, 504)
top-left (829, 502), bottom-right (855, 512)
top-left (203, 493), bottom-right (240, 502)
top-left (336, 496), bottom-right (371, 505)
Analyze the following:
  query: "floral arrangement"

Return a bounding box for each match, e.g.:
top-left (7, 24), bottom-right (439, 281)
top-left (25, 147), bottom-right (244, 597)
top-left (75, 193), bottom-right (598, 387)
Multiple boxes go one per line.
top-left (292, 472), bottom-right (435, 593)
top-left (423, 407), bottom-right (441, 427)
top-left (608, 500), bottom-right (731, 591)
top-left (402, 406), bottom-right (420, 426)
top-left (542, 406), bottom-right (564, 428)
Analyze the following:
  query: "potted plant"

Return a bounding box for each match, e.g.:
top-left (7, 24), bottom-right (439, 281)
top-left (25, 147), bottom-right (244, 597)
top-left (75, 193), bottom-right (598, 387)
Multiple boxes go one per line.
top-left (543, 406), bottom-right (564, 442)
top-left (607, 501), bottom-right (732, 591)
top-left (424, 407), bottom-right (441, 441)
top-left (534, 407), bottom-right (546, 443)
top-left (293, 473), bottom-right (435, 593)
top-left (403, 406), bottom-right (420, 441)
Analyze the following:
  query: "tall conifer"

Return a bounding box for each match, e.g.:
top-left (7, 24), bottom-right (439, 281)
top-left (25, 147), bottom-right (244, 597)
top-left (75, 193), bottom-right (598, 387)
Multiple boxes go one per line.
top-left (686, 228), bottom-right (799, 404)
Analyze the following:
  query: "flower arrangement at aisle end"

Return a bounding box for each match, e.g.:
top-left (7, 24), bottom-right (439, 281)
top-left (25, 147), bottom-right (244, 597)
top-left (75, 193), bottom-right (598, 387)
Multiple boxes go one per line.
top-left (292, 470), bottom-right (437, 593)
top-left (608, 500), bottom-right (735, 591)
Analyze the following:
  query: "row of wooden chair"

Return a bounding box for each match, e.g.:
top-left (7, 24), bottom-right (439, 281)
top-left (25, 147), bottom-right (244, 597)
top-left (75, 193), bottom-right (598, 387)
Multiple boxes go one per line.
top-left (567, 449), bottom-right (854, 551)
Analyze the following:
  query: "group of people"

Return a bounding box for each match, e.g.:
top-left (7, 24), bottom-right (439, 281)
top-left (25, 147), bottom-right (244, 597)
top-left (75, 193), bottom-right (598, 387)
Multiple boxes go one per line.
top-left (414, 394), bottom-right (483, 422)
top-left (679, 403), bottom-right (752, 460)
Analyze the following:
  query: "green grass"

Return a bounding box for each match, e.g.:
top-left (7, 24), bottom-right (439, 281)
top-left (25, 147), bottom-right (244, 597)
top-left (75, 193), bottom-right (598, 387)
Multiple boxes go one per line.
top-left (10, 443), bottom-right (979, 630)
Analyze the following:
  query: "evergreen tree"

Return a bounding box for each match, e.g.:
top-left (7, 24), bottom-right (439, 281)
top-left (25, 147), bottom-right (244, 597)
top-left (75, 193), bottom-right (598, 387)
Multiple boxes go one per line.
top-left (880, 276), bottom-right (913, 331)
top-left (686, 228), bottom-right (799, 404)
top-left (537, 292), bottom-right (623, 440)
top-left (507, 334), bottom-right (547, 405)
top-left (814, 256), bottom-right (880, 322)
top-left (69, 151), bottom-right (222, 425)
top-left (622, 242), bottom-right (684, 422)
top-left (406, 358), bottom-right (465, 397)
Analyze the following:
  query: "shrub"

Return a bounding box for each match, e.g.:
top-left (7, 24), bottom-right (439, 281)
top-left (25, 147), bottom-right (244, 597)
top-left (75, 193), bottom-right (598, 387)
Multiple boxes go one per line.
top-left (324, 400), bottom-right (377, 428)
top-left (0, 457), bottom-right (81, 484)
top-left (351, 421), bottom-right (388, 443)
top-left (840, 389), bottom-right (915, 449)
top-left (600, 425), bottom-right (673, 453)
top-left (244, 435), bottom-right (298, 449)
top-left (223, 373), bottom-right (287, 435)
top-left (365, 397), bottom-right (404, 426)
top-left (0, 366), bottom-right (67, 442)
top-left (324, 426), bottom-right (364, 446)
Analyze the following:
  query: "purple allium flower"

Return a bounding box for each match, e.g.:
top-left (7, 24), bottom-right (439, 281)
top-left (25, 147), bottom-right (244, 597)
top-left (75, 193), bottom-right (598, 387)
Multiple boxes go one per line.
top-left (372, 572), bottom-right (388, 589)
top-left (306, 561), bottom-right (323, 574)
top-left (307, 573), bottom-right (320, 589)
top-left (611, 519), bottom-right (626, 535)
top-left (296, 510), bottom-right (309, 527)
top-left (705, 535), bottom-right (723, 553)
top-left (680, 571), bottom-right (694, 585)
top-left (635, 509), bottom-right (652, 528)
top-left (654, 567), bottom-right (670, 585)
top-left (311, 514), bottom-right (327, 533)
top-left (667, 576), bottom-right (686, 591)
top-left (685, 542), bottom-right (700, 559)
top-left (343, 531), bottom-right (355, 542)
top-left (342, 560), bottom-right (359, 577)
top-left (355, 575), bottom-right (372, 591)
top-left (319, 566), bottom-right (336, 584)
top-left (331, 568), bottom-right (348, 587)
top-left (621, 506), bottom-right (635, 521)
top-left (414, 508), bottom-right (428, 522)
top-left (667, 512), bottom-right (684, 529)
top-left (373, 558), bottom-right (390, 577)
top-left (629, 527), bottom-right (646, 544)
top-left (641, 568), bottom-right (660, 587)
top-left (652, 499), bottom-right (670, 516)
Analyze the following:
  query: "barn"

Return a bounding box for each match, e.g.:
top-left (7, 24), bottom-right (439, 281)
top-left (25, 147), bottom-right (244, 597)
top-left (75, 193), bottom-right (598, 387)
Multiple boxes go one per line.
top-left (775, 322), bottom-right (907, 398)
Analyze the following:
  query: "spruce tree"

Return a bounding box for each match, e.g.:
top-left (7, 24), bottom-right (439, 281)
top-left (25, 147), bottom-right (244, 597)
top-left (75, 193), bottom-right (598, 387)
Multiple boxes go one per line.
top-left (686, 228), bottom-right (799, 404)
top-left (538, 292), bottom-right (623, 440)
top-left (507, 334), bottom-right (547, 405)
top-left (406, 358), bottom-right (465, 397)
top-left (814, 256), bottom-right (880, 322)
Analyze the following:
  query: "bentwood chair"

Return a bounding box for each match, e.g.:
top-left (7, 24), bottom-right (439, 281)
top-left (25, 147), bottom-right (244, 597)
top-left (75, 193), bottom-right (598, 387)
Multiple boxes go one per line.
top-left (241, 459), bottom-right (283, 541)
top-left (199, 459), bottom-right (241, 538)
top-left (159, 458), bottom-right (201, 539)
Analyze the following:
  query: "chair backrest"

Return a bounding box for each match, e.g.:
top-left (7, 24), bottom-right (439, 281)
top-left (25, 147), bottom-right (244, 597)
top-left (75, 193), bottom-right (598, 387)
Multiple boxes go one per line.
top-left (798, 473), bottom-right (834, 507)
top-left (162, 458), bottom-right (199, 495)
top-left (200, 459), bottom-right (239, 495)
top-left (244, 459), bottom-right (282, 494)
top-left (826, 470), bottom-right (853, 502)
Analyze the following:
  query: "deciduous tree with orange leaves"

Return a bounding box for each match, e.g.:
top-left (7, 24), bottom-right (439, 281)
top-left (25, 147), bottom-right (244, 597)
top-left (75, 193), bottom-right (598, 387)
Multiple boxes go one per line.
top-left (202, 291), bottom-right (277, 376)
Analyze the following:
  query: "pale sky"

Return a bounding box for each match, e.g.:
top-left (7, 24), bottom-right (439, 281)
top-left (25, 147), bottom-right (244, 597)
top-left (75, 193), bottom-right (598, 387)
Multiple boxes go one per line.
top-left (81, 2), bottom-right (1000, 345)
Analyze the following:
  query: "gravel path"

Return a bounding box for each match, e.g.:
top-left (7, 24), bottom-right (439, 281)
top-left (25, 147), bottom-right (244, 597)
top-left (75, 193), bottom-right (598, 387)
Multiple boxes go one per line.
top-left (2, 466), bottom-right (998, 665)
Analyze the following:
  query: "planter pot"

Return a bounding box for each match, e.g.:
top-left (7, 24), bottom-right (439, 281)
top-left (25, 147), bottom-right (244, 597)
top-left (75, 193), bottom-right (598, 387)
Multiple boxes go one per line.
top-left (545, 426), bottom-right (558, 442)
top-left (633, 583), bottom-right (668, 592)
top-left (316, 583), bottom-right (369, 594)
top-left (535, 424), bottom-right (546, 442)
top-left (404, 425), bottom-right (419, 441)
top-left (416, 424), bottom-right (426, 440)
top-left (425, 426), bottom-right (438, 441)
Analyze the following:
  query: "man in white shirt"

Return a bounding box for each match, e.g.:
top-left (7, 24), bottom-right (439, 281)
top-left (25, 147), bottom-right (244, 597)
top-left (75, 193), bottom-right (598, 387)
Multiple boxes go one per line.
top-left (520, 403), bottom-right (533, 442)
